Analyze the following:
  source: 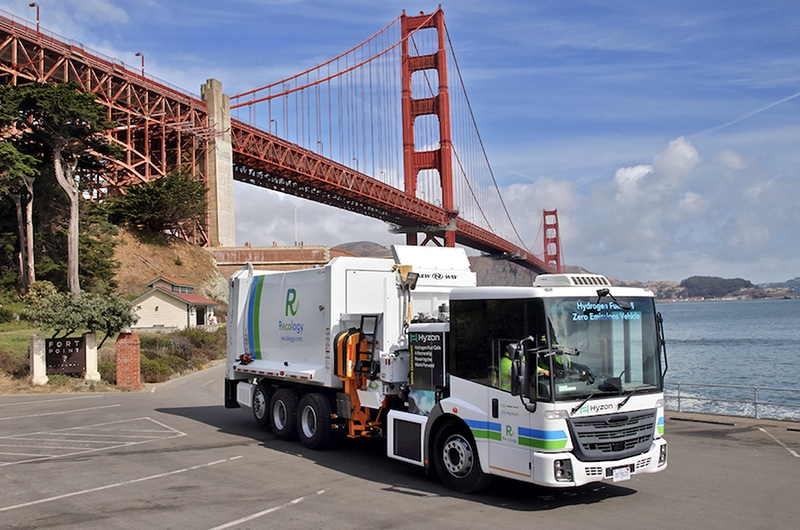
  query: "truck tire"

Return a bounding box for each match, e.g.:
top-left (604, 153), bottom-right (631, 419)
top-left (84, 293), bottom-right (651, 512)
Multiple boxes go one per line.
top-left (433, 421), bottom-right (492, 493)
top-left (270, 388), bottom-right (299, 440)
top-left (252, 381), bottom-right (273, 430)
top-left (297, 393), bottom-right (333, 450)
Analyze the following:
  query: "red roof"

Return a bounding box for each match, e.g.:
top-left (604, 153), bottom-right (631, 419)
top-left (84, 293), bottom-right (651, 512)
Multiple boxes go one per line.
top-left (144, 287), bottom-right (217, 306)
top-left (146, 276), bottom-right (198, 288)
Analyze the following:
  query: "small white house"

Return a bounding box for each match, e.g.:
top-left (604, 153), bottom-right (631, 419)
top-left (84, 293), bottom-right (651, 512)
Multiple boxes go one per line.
top-left (133, 276), bottom-right (218, 330)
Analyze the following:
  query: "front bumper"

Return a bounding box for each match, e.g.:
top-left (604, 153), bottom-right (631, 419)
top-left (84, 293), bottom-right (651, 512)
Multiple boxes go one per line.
top-left (532, 438), bottom-right (667, 487)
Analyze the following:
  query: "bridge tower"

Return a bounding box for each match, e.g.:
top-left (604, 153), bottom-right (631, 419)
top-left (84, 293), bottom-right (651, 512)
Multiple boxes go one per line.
top-left (400, 8), bottom-right (456, 247)
top-left (543, 209), bottom-right (563, 273)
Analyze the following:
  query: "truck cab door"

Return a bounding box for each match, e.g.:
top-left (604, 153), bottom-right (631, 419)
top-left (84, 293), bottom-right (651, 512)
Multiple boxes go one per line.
top-left (487, 388), bottom-right (531, 478)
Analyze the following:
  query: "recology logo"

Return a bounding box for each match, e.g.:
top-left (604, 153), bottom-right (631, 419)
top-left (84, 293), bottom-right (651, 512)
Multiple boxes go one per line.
top-left (285, 288), bottom-right (298, 316)
top-left (279, 288), bottom-right (304, 342)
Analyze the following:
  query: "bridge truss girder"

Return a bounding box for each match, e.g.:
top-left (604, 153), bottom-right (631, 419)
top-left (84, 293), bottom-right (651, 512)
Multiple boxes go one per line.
top-left (0, 15), bottom-right (211, 244)
top-left (232, 119), bottom-right (551, 273)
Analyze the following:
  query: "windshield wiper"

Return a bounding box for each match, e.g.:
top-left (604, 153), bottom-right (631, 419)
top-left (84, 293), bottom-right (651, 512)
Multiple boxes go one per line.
top-left (538, 345), bottom-right (580, 358)
top-left (570, 394), bottom-right (594, 415)
top-left (596, 288), bottom-right (632, 310)
top-left (511, 338), bottom-right (580, 358)
top-left (617, 385), bottom-right (655, 410)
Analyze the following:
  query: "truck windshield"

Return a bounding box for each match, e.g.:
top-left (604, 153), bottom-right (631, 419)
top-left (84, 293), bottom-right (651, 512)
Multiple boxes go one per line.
top-left (536, 296), bottom-right (662, 402)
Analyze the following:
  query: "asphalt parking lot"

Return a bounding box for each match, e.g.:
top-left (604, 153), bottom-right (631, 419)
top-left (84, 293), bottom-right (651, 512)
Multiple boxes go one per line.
top-left (1, 364), bottom-right (798, 529)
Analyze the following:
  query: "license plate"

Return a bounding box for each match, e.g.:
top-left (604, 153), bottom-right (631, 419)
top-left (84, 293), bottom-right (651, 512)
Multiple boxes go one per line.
top-left (612, 466), bottom-right (631, 482)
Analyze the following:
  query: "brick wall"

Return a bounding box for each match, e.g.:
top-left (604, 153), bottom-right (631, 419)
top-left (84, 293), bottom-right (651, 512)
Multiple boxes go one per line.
top-left (115, 332), bottom-right (142, 389)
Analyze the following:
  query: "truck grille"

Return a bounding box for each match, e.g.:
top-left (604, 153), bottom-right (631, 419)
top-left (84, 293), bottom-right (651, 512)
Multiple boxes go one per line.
top-left (567, 409), bottom-right (655, 462)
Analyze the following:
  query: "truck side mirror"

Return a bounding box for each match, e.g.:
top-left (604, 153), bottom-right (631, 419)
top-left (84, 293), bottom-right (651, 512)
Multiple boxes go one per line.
top-left (510, 360), bottom-right (521, 396)
top-left (511, 358), bottom-right (529, 398)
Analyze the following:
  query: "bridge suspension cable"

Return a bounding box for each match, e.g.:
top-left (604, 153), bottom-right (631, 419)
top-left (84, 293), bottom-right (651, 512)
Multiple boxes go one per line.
top-left (442, 23), bottom-right (528, 250)
top-left (229, 8), bottom-right (543, 262)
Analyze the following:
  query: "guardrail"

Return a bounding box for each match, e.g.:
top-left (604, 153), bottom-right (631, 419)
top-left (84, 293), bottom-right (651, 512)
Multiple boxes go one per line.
top-left (665, 382), bottom-right (800, 421)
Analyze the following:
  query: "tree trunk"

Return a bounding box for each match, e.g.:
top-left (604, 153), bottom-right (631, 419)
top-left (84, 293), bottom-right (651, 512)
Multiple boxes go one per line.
top-left (11, 191), bottom-right (29, 292)
top-left (52, 147), bottom-right (81, 294)
top-left (22, 175), bottom-right (35, 289)
top-left (24, 194), bottom-right (35, 288)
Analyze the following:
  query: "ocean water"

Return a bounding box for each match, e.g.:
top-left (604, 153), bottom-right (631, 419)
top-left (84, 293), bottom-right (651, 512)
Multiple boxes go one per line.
top-left (657, 298), bottom-right (800, 420)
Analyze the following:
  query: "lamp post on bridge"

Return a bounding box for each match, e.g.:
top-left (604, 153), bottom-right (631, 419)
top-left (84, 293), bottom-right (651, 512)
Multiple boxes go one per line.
top-left (28, 2), bottom-right (39, 33)
top-left (135, 52), bottom-right (144, 77)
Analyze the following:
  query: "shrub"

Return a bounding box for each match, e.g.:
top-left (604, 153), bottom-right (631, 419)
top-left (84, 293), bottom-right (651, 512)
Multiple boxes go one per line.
top-left (0, 306), bottom-right (14, 324)
top-left (47, 373), bottom-right (72, 386)
top-left (23, 282), bottom-right (137, 346)
top-left (169, 335), bottom-right (194, 359)
top-left (141, 349), bottom-right (163, 361)
top-left (0, 348), bottom-right (28, 378)
top-left (174, 327), bottom-right (217, 347)
top-left (139, 355), bottom-right (172, 383)
top-left (159, 354), bottom-right (189, 373)
top-left (139, 333), bottom-right (173, 352)
top-left (98, 361), bottom-right (116, 384)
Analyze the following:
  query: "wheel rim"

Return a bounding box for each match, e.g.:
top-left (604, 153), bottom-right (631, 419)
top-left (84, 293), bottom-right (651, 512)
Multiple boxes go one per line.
top-left (300, 405), bottom-right (317, 439)
top-left (253, 389), bottom-right (267, 420)
top-left (273, 399), bottom-right (287, 430)
top-left (442, 434), bottom-right (474, 478)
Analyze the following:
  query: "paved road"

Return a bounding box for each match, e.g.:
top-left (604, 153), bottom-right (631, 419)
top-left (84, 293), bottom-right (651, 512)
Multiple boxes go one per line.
top-left (0, 364), bottom-right (798, 529)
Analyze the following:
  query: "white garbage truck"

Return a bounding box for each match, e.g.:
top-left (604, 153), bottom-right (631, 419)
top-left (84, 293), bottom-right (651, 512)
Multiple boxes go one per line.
top-left (224, 245), bottom-right (668, 492)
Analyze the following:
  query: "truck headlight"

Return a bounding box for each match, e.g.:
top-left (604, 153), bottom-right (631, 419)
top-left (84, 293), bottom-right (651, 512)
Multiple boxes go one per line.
top-left (659, 444), bottom-right (667, 466)
top-left (545, 410), bottom-right (569, 420)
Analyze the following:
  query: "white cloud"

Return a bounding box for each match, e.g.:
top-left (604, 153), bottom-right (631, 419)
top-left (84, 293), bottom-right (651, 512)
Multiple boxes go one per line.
top-left (613, 164), bottom-right (652, 202)
top-left (676, 191), bottom-right (707, 218)
top-left (232, 184), bottom-right (405, 248)
top-left (492, 136), bottom-right (800, 283)
top-left (714, 150), bottom-right (747, 171)
top-left (652, 136), bottom-right (700, 185)
top-left (68, 0), bottom-right (129, 24)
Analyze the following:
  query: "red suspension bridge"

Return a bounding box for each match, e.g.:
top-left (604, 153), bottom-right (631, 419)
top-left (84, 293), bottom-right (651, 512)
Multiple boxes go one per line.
top-left (0, 7), bottom-right (561, 273)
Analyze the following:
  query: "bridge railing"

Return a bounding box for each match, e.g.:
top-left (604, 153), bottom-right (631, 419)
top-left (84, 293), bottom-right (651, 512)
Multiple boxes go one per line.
top-left (665, 382), bottom-right (800, 421)
top-left (0, 8), bottom-right (199, 100)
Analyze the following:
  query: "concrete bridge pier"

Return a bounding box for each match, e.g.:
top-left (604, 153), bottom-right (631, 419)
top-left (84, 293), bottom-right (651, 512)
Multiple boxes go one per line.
top-left (201, 79), bottom-right (236, 247)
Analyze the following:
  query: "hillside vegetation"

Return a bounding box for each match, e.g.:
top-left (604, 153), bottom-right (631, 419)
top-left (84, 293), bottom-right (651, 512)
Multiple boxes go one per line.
top-left (114, 228), bottom-right (227, 303)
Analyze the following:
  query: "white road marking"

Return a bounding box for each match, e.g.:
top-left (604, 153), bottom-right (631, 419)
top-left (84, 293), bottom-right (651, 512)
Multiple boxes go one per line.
top-left (0, 404), bottom-right (121, 421)
top-left (0, 456), bottom-right (240, 513)
top-left (150, 378), bottom-right (176, 393)
top-left (759, 427), bottom-right (800, 458)
top-left (206, 490), bottom-right (326, 530)
top-left (0, 417), bottom-right (186, 467)
top-left (0, 395), bottom-right (102, 408)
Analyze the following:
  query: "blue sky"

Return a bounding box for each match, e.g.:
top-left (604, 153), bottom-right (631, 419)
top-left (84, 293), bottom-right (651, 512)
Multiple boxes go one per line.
top-left (5, 1), bottom-right (800, 283)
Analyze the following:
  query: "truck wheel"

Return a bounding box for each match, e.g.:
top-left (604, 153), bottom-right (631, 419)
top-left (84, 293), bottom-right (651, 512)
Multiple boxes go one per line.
top-left (297, 393), bottom-right (333, 450)
top-left (433, 421), bottom-right (492, 493)
top-left (252, 382), bottom-right (272, 429)
top-left (270, 388), bottom-right (299, 440)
